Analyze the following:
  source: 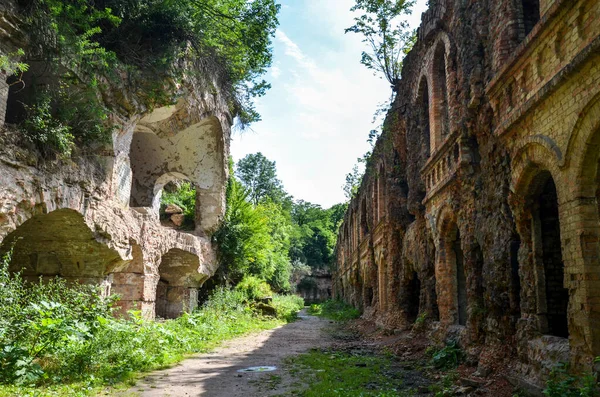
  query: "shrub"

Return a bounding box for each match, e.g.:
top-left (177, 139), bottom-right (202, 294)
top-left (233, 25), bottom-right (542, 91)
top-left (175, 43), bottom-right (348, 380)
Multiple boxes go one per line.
top-left (544, 362), bottom-right (599, 397)
top-left (235, 276), bottom-right (273, 301)
top-left (307, 300), bottom-right (360, 321)
top-left (271, 295), bottom-right (304, 321)
top-left (160, 181), bottom-right (196, 229)
top-left (0, 248), bottom-right (300, 393)
top-left (427, 341), bottom-right (465, 370)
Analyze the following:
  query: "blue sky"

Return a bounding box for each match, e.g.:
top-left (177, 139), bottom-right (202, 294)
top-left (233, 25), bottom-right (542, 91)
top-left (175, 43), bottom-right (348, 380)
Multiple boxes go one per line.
top-left (230, 0), bottom-right (429, 208)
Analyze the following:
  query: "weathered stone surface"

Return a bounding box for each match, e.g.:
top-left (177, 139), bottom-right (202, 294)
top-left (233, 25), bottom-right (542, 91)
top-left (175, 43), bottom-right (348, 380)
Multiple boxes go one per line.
top-left (0, 1), bottom-right (231, 320)
top-left (334, 0), bottom-right (600, 387)
top-left (165, 204), bottom-right (183, 215)
top-left (171, 213), bottom-right (185, 226)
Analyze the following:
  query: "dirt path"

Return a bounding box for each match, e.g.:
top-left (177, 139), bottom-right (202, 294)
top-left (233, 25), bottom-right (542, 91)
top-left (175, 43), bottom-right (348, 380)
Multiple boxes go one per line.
top-left (122, 310), bottom-right (333, 397)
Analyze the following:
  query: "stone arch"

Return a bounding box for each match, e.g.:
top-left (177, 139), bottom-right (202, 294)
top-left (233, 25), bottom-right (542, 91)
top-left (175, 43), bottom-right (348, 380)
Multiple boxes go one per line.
top-left (565, 91), bottom-right (600, 194)
top-left (518, 0), bottom-right (540, 39)
top-left (436, 207), bottom-right (467, 326)
top-left (375, 247), bottom-right (388, 312)
top-left (431, 40), bottom-right (450, 151)
top-left (129, 115), bottom-right (227, 234)
top-left (360, 197), bottom-right (369, 239)
top-left (510, 142), bottom-right (564, 204)
top-left (0, 209), bottom-right (125, 291)
top-left (416, 76), bottom-right (432, 159)
top-left (377, 162), bottom-right (386, 222)
top-left (155, 248), bottom-right (207, 319)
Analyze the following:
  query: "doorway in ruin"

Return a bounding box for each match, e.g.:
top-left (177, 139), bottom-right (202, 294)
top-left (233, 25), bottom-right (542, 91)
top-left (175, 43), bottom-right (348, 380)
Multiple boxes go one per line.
top-left (453, 231), bottom-right (468, 326)
top-left (530, 173), bottom-right (568, 338)
top-left (441, 220), bottom-right (467, 327)
top-left (155, 248), bottom-right (204, 319)
top-left (406, 271), bottom-right (421, 323)
top-left (510, 233), bottom-right (522, 321)
top-left (0, 209), bottom-right (124, 290)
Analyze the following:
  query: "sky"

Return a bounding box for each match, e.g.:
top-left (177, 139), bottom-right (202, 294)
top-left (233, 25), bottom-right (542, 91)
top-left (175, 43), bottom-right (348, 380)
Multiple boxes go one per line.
top-left (230, 0), bottom-right (429, 208)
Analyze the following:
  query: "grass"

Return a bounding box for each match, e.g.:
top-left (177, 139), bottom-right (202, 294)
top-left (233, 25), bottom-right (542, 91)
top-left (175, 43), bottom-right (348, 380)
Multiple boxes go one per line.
top-left (0, 288), bottom-right (304, 397)
top-left (307, 300), bottom-right (360, 321)
top-left (281, 348), bottom-right (412, 397)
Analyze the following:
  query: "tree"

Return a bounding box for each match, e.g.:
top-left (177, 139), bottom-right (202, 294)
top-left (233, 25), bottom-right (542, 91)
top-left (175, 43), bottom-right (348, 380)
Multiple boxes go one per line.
top-left (345, 0), bottom-right (415, 90)
top-left (342, 164), bottom-right (364, 201)
top-left (236, 152), bottom-right (287, 205)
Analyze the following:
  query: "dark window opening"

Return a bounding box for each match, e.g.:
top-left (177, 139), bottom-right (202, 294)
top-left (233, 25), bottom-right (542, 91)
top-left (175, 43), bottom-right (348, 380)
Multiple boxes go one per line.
top-left (360, 199), bottom-right (369, 237)
top-left (418, 79), bottom-right (431, 158)
top-left (522, 0), bottom-right (540, 37)
top-left (365, 287), bottom-right (374, 307)
top-left (454, 230), bottom-right (467, 326)
top-left (407, 271), bottom-right (421, 323)
top-left (433, 43), bottom-right (450, 139)
top-left (155, 278), bottom-right (169, 319)
top-left (429, 236), bottom-right (440, 321)
top-left (538, 177), bottom-right (569, 338)
top-left (510, 234), bottom-right (522, 320)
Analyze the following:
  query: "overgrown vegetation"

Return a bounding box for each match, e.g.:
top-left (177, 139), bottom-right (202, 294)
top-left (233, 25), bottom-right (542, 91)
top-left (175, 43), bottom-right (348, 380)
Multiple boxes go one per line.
top-left (215, 153), bottom-right (345, 293)
top-left (160, 181), bottom-right (197, 229)
top-left (8, 0), bottom-right (280, 157)
top-left (0, 251), bottom-right (303, 395)
top-left (426, 341), bottom-right (464, 371)
top-left (543, 362), bottom-right (599, 397)
top-left (307, 300), bottom-right (361, 321)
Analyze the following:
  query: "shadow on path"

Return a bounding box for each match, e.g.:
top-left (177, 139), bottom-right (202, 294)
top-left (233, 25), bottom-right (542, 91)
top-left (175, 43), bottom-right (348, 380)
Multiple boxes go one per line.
top-left (125, 310), bottom-right (333, 397)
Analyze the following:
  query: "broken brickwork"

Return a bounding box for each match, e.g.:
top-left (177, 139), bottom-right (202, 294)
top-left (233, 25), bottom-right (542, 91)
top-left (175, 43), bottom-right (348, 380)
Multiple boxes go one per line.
top-left (334, 0), bottom-right (600, 387)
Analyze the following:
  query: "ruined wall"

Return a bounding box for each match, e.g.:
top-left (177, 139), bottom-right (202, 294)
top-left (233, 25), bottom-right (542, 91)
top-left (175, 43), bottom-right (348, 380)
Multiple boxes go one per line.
top-left (334, 0), bottom-right (600, 388)
top-left (0, 3), bottom-right (230, 319)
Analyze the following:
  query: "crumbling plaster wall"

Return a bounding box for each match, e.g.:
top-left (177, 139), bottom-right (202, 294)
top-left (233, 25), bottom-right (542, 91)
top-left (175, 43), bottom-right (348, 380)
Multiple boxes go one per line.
top-left (334, 0), bottom-right (600, 387)
top-left (0, 2), bottom-right (231, 319)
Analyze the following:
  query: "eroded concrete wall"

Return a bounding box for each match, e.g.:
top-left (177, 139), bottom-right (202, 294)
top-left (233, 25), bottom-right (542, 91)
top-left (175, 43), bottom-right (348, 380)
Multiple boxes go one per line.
top-left (334, 0), bottom-right (600, 387)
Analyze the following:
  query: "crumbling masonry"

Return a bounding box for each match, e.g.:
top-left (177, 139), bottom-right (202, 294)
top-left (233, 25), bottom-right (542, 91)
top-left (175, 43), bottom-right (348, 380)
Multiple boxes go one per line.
top-left (0, 2), bottom-right (230, 319)
top-left (334, 0), bottom-right (600, 387)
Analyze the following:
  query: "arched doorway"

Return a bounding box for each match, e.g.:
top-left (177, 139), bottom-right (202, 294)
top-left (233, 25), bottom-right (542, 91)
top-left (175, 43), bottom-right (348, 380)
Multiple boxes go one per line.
top-left (528, 171), bottom-right (568, 337)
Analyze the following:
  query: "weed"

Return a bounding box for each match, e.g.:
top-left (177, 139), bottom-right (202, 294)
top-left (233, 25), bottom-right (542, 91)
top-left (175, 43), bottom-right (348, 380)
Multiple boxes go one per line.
top-left (307, 300), bottom-right (360, 321)
top-left (427, 341), bottom-right (465, 370)
top-left (0, 250), bottom-right (303, 396)
top-left (543, 362), bottom-right (599, 397)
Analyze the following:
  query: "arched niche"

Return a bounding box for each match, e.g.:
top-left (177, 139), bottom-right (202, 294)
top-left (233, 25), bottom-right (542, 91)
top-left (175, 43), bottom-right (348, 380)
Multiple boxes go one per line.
top-left (417, 76), bottom-right (432, 158)
top-left (520, 0), bottom-right (540, 39)
top-left (155, 248), bottom-right (206, 319)
top-left (129, 115), bottom-right (226, 234)
top-left (431, 41), bottom-right (450, 152)
top-left (0, 209), bottom-right (125, 290)
top-left (437, 212), bottom-right (467, 326)
top-left (519, 170), bottom-right (569, 338)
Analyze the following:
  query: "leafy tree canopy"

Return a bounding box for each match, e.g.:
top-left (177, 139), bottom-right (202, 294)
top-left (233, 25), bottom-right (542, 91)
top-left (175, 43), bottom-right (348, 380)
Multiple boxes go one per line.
top-left (345, 0), bottom-right (415, 90)
top-left (236, 152), bottom-right (288, 205)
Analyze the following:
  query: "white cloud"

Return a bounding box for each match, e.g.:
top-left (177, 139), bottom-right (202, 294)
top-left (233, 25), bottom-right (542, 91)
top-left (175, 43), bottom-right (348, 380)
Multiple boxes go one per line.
top-left (230, 0), bottom-right (429, 207)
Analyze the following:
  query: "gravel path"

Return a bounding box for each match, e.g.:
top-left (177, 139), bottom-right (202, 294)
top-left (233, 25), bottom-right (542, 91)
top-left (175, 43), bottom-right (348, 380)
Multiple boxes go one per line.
top-left (122, 310), bottom-right (333, 397)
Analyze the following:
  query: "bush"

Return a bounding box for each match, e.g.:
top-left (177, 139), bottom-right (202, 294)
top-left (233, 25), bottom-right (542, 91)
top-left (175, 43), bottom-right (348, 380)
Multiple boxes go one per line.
top-left (160, 181), bottom-right (196, 229)
top-left (307, 300), bottom-right (360, 321)
top-left (235, 276), bottom-right (273, 301)
top-left (427, 341), bottom-right (465, 370)
top-left (0, 248), bottom-right (299, 393)
top-left (271, 295), bottom-right (304, 321)
top-left (544, 362), bottom-right (599, 397)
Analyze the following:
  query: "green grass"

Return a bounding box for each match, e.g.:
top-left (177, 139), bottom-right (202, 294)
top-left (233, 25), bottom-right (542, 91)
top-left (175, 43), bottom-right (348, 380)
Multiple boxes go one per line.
top-left (282, 349), bottom-right (410, 397)
top-left (307, 300), bottom-right (360, 321)
top-left (0, 287), bottom-right (304, 397)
